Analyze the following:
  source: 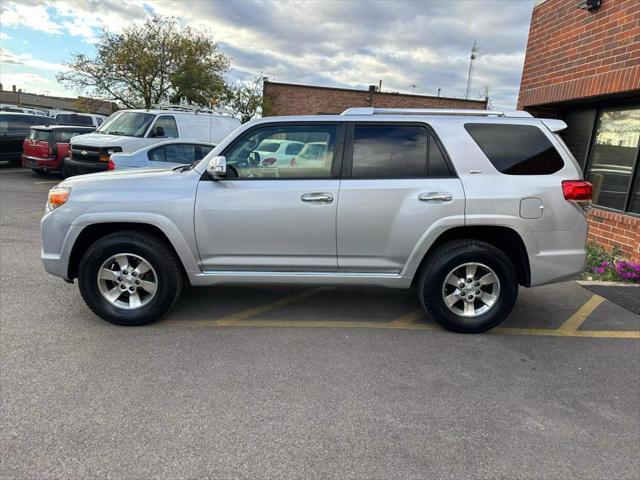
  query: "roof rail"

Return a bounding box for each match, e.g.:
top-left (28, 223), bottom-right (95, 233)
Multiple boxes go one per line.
top-left (340, 107), bottom-right (532, 118)
top-left (151, 103), bottom-right (236, 117)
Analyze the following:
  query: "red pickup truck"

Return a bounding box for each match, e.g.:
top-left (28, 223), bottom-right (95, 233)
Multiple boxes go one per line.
top-left (22, 125), bottom-right (95, 175)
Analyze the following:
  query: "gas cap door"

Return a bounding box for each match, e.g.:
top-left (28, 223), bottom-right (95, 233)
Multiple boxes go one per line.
top-left (520, 197), bottom-right (544, 219)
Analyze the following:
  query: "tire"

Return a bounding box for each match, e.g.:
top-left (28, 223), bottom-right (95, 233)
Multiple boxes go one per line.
top-left (32, 168), bottom-right (48, 176)
top-left (62, 165), bottom-right (72, 178)
top-left (418, 240), bottom-right (518, 333)
top-left (78, 231), bottom-right (184, 326)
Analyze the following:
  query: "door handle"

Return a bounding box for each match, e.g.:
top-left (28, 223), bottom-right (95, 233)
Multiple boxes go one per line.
top-left (301, 192), bottom-right (333, 204)
top-left (418, 192), bottom-right (453, 203)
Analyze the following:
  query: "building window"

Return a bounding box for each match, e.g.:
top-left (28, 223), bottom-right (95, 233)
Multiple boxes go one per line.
top-left (586, 107), bottom-right (640, 213)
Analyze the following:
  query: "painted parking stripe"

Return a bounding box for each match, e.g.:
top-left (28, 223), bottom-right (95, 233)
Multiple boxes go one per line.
top-left (557, 294), bottom-right (605, 333)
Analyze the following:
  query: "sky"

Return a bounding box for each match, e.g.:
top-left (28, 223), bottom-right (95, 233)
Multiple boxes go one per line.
top-left (0, 0), bottom-right (536, 110)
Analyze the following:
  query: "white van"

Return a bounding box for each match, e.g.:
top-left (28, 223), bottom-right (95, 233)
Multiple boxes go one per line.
top-left (63, 108), bottom-right (240, 176)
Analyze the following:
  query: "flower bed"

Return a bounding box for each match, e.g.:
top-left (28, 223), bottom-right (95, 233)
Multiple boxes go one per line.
top-left (583, 242), bottom-right (640, 283)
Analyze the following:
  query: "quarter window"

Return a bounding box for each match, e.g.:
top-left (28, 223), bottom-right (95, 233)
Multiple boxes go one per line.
top-left (224, 125), bottom-right (338, 179)
top-left (465, 123), bottom-right (564, 175)
top-left (148, 146), bottom-right (165, 162)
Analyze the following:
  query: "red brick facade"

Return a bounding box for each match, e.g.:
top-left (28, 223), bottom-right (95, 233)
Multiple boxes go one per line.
top-left (264, 81), bottom-right (488, 116)
top-left (587, 209), bottom-right (640, 262)
top-left (518, 0), bottom-right (640, 110)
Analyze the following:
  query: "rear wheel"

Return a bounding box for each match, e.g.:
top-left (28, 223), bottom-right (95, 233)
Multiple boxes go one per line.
top-left (78, 231), bottom-right (184, 326)
top-left (418, 240), bottom-right (518, 333)
top-left (31, 168), bottom-right (48, 176)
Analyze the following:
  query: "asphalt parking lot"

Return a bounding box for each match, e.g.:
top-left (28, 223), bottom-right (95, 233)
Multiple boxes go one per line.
top-left (1, 164), bottom-right (639, 479)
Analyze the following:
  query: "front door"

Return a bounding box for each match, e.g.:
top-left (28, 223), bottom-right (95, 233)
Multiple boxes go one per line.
top-left (337, 123), bottom-right (465, 272)
top-left (194, 123), bottom-right (344, 271)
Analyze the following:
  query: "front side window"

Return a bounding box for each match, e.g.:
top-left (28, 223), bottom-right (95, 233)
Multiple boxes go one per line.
top-left (224, 125), bottom-right (338, 179)
top-left (97, 112), bottom-right (155, 137)
top-left (465, 123), bottom-right (564, 175)
top-left (585, 107), bottom-right (640, 212)
top-left (351, 125), bottom-right (428, 178)
top-left (164, 144), bottom-right (196, 164)
top-left (150, 116), bottom-right (178, 138)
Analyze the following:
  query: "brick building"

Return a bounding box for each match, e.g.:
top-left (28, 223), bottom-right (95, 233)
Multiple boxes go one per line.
top-left (263, 80), bottom-right (488, 116)
top-left (518, 0), bottom-right (640, 262)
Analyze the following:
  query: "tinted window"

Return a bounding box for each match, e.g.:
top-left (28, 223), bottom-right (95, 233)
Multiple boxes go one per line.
top-left (225, 125), bottom-right (338, 179)
top-left (428, 133), bottom-right (453, 177)
top-left (164, 144), bottom-right (196, 164)
top-left (148, 146), bottom-right (165, 162)
top-left (151, 116), bottom-right (178, 138)
top-left (29, 129), bottom-right (50, 141)
top-left (352, 125), bottom-right (428, 178)
top-left (465, 123), bottom-right (564, 175)
top-left (285, 143), bottom-right (304, 155)
top-left (0, 115), bottom-right (36, 132)
top-left (55, 114), bottom-right (93, 126)
top-left (196, 145), bottom-right (213, 160)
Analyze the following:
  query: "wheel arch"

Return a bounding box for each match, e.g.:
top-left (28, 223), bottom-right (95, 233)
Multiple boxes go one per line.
top-left (67, 222), bottom-right (194, 281)
top-left (409, 225), bottom-right (531, 288)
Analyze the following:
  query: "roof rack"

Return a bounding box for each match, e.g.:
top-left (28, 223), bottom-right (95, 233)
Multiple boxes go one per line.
top-left (151, 103), bottom-right (236, 117)
top-left (340, 107), bottom-right (532, 118)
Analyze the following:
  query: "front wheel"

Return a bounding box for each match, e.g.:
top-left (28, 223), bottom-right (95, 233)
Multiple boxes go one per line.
top-left (78, 231), bottom-right (184, 325)
top-left (418, 240), bottom-right (518, 333)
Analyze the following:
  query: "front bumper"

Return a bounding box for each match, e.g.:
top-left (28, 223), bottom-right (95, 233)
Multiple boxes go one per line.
top-left (63, 156), bottom-right (108, 175)
top-left (41, 211), bottom-right (81, 281)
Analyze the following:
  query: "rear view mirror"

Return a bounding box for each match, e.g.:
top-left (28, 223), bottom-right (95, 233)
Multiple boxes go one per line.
top-left (207, 156), bottom-right (227, 179)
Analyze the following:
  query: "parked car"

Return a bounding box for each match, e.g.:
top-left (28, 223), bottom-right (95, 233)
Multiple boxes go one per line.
top-left (41, 108), bottom-right (591, 333)
top-left (63, 108), bottom-right (240, 177)
top-left (55, 113), bottom-right (106, 128)
top-left (108, 140), bottom-right (215, 170)
top-left (21, 125), bottom-right (95, 175)
top-left (0, 112), bottom-right (54, 165)
top-left (252, 139), bottom-right (304, 167)
top-left (294, 141), bottom-right (330, 168)
top-left (0, 105), bottom-right (49, 116)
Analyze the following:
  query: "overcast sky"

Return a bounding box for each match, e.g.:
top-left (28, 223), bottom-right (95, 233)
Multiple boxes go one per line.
top-left (0, 0), bottom-right (535, 110)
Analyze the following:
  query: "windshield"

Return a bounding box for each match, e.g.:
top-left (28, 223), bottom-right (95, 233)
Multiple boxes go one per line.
top-left (97, 112), bottom-right (155, 137)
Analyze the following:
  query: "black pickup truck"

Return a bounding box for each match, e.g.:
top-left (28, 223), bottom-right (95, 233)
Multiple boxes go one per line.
top-left (0, 112), bottom-right (54, 165)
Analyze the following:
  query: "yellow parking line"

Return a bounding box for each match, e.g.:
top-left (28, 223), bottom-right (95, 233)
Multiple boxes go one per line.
top-left (557, 294), bottom-right (605, 333)
top-left (213, 287), bottom-right (328, 326)
top-left (389, 309), bottom-right (424, 325)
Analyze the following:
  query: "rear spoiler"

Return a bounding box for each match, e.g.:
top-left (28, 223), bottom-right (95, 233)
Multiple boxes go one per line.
top-left (541, 119), bottom-right (567, 132)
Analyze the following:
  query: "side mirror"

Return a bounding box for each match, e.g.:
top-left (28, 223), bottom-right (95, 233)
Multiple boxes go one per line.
top-left (249, 151), bottom-right (260, 166)
top-left (207, 156), bottom-right (227, 179)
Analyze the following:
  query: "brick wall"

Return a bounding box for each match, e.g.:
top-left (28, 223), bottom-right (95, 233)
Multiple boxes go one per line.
top-left (587, 208), bottom-right (640, 262)
top-left (264, 81), bottom-right (488, 116)
top-left (518, 0), bottom-right (640, 109)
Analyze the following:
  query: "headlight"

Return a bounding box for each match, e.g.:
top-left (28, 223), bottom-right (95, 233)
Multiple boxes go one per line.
top-left (100, 147), bottom-right (122, 162)
top-left (47, 187), bottom-right (71, 210)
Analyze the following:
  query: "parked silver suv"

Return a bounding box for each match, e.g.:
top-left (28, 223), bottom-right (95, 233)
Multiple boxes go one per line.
top-left (41, 108), bottom-right (592, 333)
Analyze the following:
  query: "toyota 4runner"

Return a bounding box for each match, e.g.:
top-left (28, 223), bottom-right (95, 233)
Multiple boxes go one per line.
top-left (41, 108), bottom-right (591, 333)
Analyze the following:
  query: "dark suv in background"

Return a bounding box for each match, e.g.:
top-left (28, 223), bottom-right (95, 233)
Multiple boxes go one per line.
top-left (0, 113), bottom-right (54, 165)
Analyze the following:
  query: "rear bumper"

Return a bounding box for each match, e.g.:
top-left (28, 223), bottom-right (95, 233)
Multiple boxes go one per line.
top-left (63, 157), bottom-right (108, 175)
top-left (22, 154), bottom-right (62, 171)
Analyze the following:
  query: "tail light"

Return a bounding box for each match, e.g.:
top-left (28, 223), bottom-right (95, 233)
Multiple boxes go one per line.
top-left (290, 157), bottom-right (297, 167)
top-left (262, 157), bottom-right (277, 166)
top-left (562, 180), bottom-right (592, 202)
top-left (108, 159), bottom-right (115, 171)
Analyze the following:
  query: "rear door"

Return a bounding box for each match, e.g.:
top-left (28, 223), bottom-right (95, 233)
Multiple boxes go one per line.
top-left (337, 122), bottom-right (465, 273)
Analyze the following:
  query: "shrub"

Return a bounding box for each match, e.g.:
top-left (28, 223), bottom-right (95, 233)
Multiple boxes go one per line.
top-left (583, 242), bottom-right (640, 283)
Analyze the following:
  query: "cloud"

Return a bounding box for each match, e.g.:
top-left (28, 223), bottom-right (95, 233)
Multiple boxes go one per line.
top-left (0, 32), bottom-right (11, 40)
top-left (0, 47), bottom-right (66, 71)
top-left (1, 0), bottom-right (535, 108)
top-left (0, 72), bottom-right (69, 96)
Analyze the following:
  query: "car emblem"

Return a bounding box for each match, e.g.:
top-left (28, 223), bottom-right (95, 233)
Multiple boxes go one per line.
top-left (81, 150), bottom-right (87, 156)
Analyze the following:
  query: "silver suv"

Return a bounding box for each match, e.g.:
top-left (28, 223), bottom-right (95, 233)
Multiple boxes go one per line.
top-left (41, 108), bottom-right (591, 333)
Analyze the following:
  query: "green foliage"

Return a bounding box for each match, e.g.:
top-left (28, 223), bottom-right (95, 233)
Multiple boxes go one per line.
top-left (57, 17), bottom-right (229, 109)
top-left (583, 242), bottom-right (625, 281)
top-left (221, 76), bottom-right (268, 123)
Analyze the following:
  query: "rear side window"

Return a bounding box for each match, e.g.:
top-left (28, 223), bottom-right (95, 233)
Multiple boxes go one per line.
top-left (465, 123), bottom-right (564, 175)
top-left (29, 129), bottom-right (50, 141)
top-left (351, 125), bottom-right (453, 178)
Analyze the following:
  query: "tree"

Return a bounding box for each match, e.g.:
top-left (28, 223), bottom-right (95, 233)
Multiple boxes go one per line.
top-left (222, 76), bottom-right (270, 123)
top-left (57, 17), bottom-right (229, 109)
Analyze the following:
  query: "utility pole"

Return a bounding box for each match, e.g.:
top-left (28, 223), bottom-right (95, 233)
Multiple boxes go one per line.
top-left (465, 41), bottom-right (478, 100)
